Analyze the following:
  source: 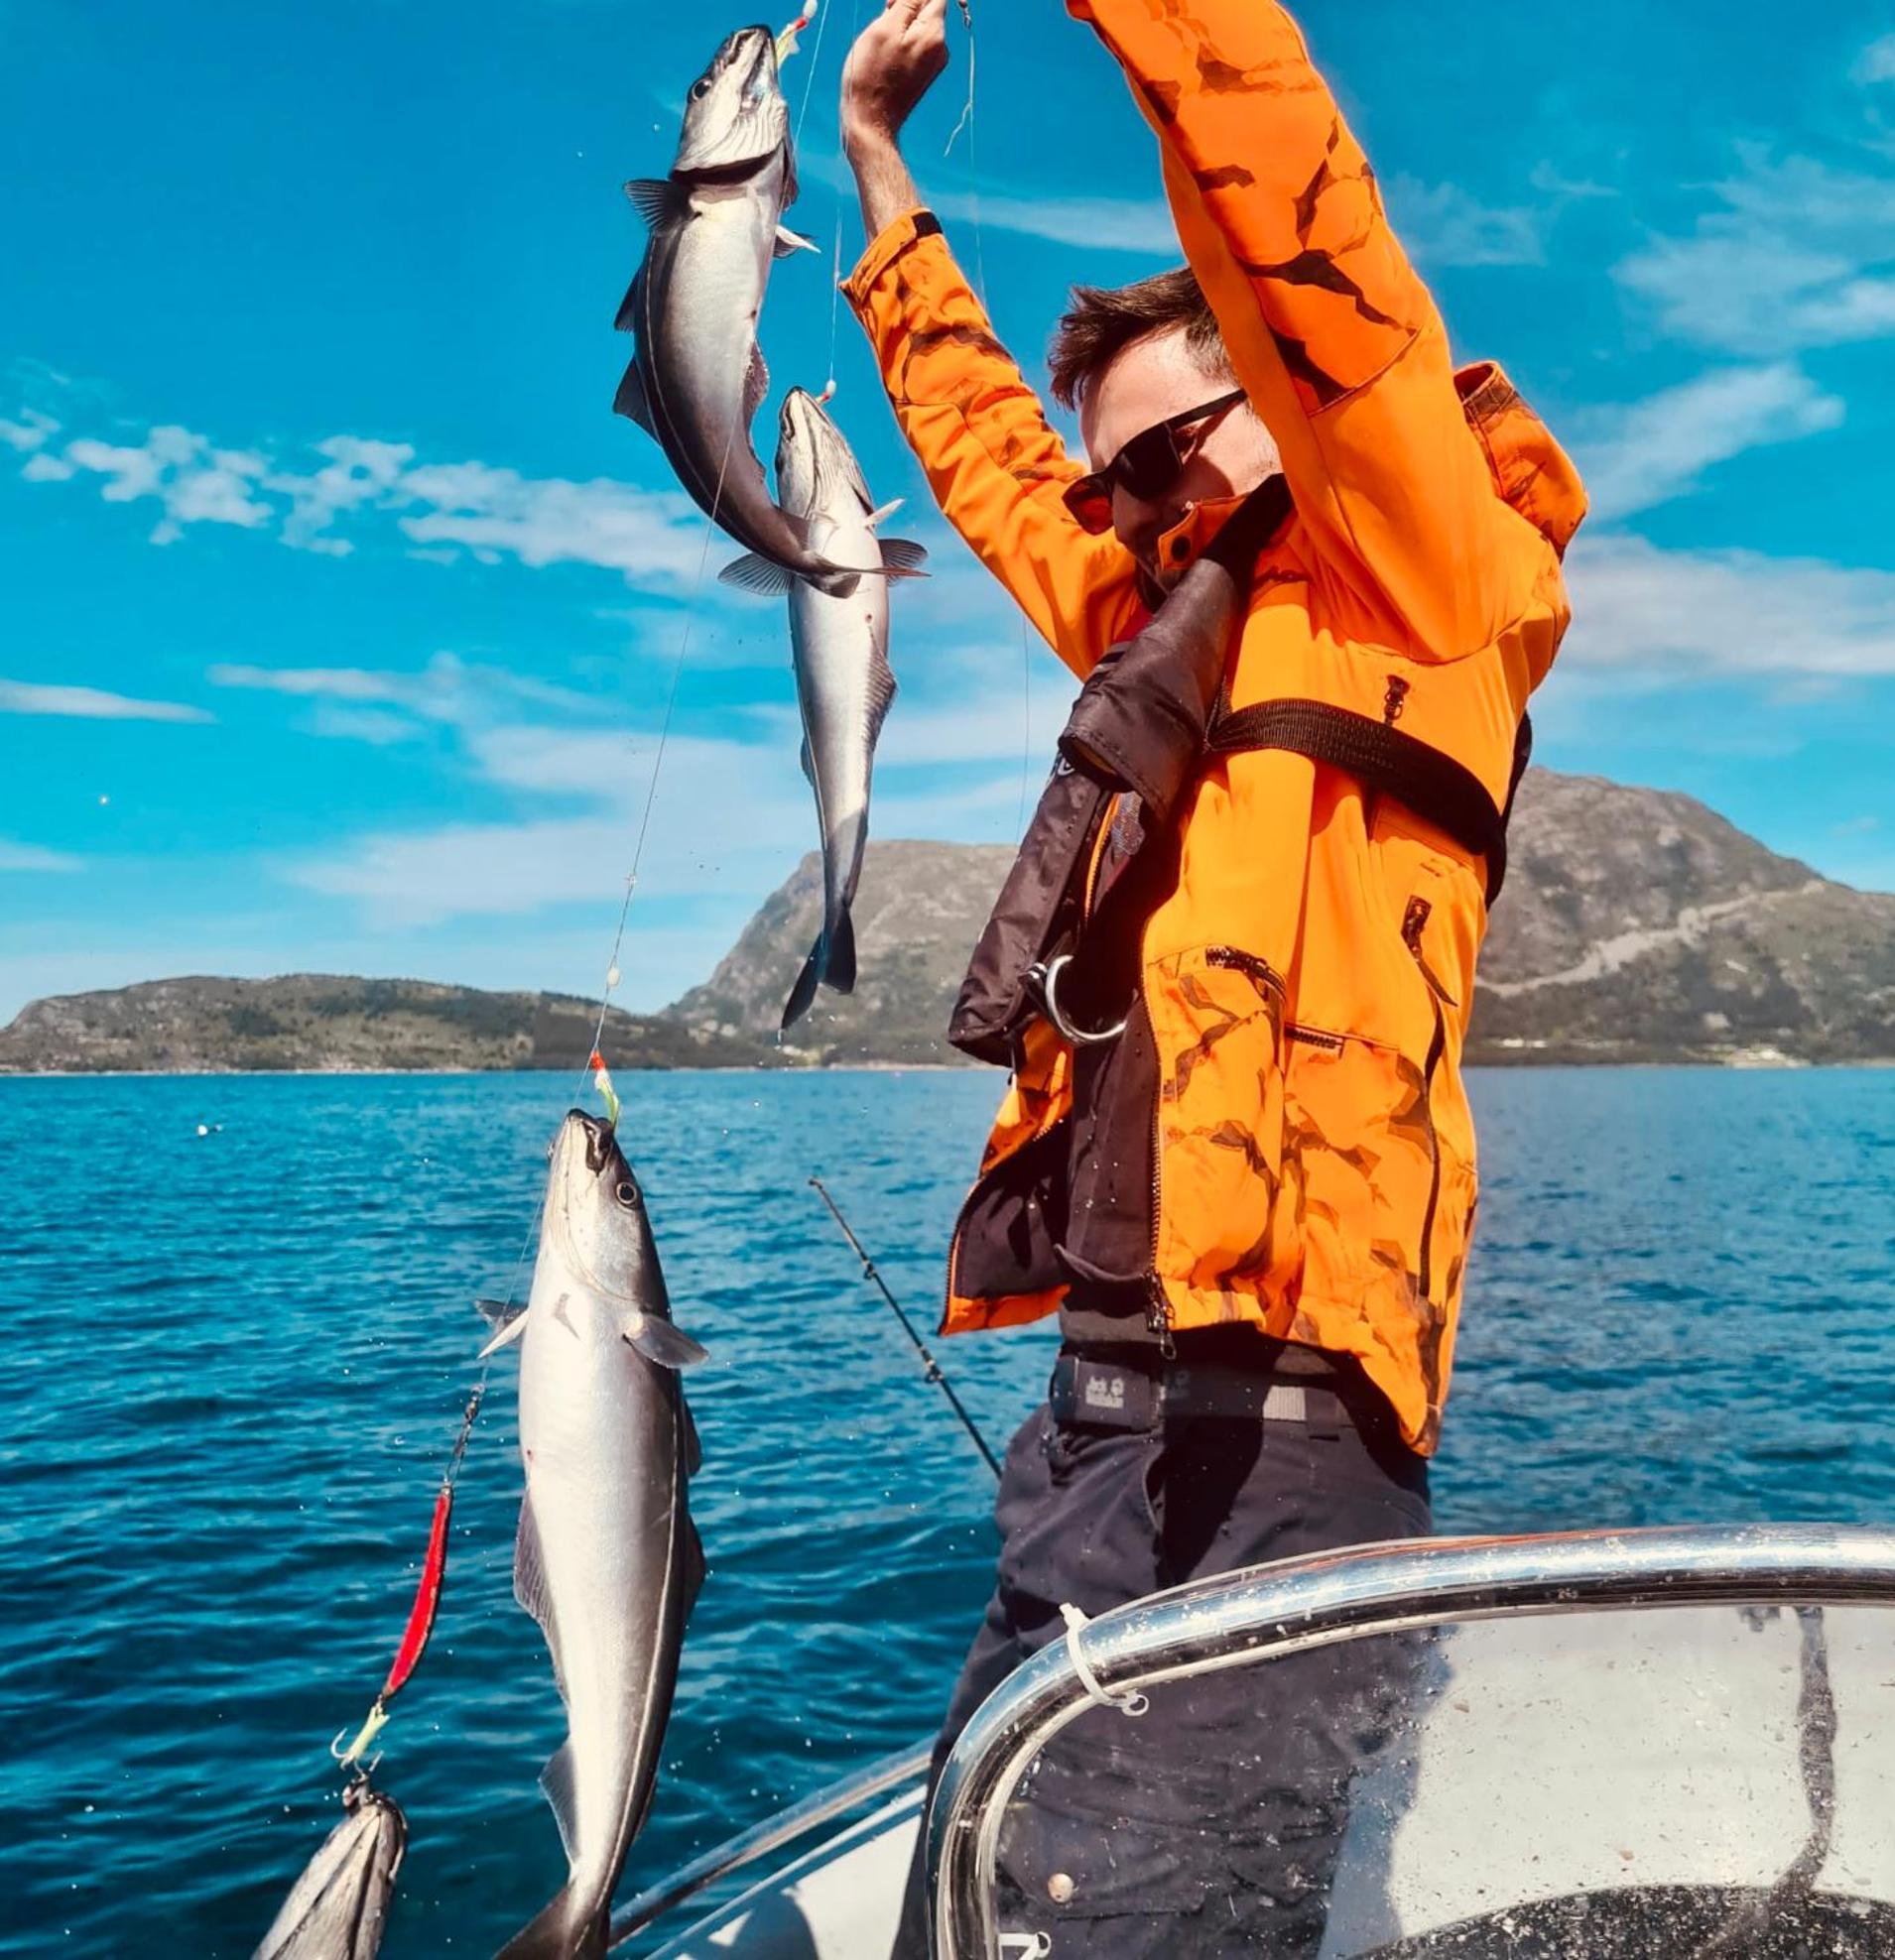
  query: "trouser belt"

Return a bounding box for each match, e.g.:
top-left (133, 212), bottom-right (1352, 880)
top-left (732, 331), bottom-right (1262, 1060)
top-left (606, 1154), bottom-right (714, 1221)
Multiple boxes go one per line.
top-left (1050, 1353), bottom-right (1347, 1436)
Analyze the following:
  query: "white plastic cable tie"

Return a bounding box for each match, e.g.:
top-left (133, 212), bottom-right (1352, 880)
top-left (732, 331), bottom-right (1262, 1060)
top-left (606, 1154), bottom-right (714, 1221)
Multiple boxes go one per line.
top-left (1059, 1602), bottom-right (1148, 1718)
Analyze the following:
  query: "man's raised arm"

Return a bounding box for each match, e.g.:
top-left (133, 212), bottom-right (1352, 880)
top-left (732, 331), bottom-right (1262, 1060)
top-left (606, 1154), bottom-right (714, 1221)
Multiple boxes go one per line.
top-left (839, 0), bottom-right (1139, 678)
top-left (1073, 0), bottom-right (1547, 660)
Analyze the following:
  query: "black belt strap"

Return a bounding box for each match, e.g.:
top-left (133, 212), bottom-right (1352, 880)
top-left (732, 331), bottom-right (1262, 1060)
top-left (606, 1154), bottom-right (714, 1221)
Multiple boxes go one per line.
top-left (1206, 699), bottom-right (1532, 904)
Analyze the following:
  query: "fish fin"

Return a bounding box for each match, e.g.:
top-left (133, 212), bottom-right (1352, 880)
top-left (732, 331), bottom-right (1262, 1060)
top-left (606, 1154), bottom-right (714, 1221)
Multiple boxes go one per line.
top-left (682, 1398), bottom-right (703, 1479)
top-left (880, 538), bottom-right (930, 574)
top-left (798, 735), bottom-right (815, 787)
top-left (474, 1296), bottom-right (513, 1326)
top-left (613, 360), bottom-right (655, 434)
top-left (625, 178), bottom-right (685, 227)
top-left (865, 497), bottom-right (905, 531)
top-left (805, 563), bottom-right (865, 600)
top-left (477, 1306), bottom-right (531, 1359)
top-left (745, 343), bottom-right (770, 424)
top-left (773, 224), bottom-right (819, 258)
top-left (620, 1310), bottom-right (709, 1370)
top-left (612, 265), bottom-right (643, 334)
top-left (780, 944), bottom-right (823, 1031)
top-left (494, 1893), bottom-right (602, 1960)
top-left (717, 551), bottom-right (796, 598)
top-left (512, 1496), bottom-right (568, 1699)
top-left (824, 907), bottom-right (858, 995)
top-left (866, 644), bottom-right (898, 748)
top-left (540, 1743), bottom-right (581, 1867)
top-left (685, 1518), bottom-right (707, 1608)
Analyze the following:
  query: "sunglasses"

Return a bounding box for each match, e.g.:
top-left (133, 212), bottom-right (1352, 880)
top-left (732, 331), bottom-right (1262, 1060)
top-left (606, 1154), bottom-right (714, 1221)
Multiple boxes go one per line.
top-left (1062, 389), bottom-right (1249, 536)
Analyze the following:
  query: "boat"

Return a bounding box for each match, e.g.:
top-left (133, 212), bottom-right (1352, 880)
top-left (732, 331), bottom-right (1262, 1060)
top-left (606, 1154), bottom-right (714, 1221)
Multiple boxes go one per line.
top-left (612, 1524), bottom-right (1895, 1957)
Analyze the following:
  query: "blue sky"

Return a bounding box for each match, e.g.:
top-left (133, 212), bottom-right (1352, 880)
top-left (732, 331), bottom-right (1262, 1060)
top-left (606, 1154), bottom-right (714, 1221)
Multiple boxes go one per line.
top-left (4, 0), bottom-right (1895, 1023)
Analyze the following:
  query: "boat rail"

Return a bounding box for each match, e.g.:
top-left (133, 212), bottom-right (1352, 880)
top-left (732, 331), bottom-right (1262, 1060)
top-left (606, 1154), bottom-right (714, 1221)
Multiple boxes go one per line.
top-left (609, 1743), bottom-right (930, 1949)
top-left (929, 1523), bottom-right (1895, 1959)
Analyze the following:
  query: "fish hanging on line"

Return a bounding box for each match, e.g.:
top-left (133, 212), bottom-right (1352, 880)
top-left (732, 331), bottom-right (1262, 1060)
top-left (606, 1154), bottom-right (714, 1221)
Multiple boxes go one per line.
top-left (721, 389), bottom-right (926, 1029)
top-left (252, 1781), bottom-right (407, 1960)
top-left (489, 1110), bottom-right (707, 1960)
top-left (613, 25), bottom-right (912, 599)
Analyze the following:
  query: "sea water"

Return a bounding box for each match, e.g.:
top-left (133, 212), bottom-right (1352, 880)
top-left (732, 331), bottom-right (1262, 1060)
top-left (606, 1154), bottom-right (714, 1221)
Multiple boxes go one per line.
top-left (3, 1068), bottom-right (1892, 1955)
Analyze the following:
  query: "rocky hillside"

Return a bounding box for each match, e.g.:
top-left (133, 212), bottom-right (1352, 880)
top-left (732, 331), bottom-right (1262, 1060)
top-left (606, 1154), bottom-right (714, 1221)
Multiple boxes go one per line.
top-left (0, 974), bottom-right (760, 1075)
top-left (1477, 773), bottom-right (1895, 1062)
top-left (4, 771), bottom-right (1891, 1072)
top-left (668, 840), bottom-right (1016, 1065)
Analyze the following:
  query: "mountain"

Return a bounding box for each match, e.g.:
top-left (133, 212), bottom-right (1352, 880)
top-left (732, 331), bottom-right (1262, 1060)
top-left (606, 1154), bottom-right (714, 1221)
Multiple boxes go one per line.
top-left (1476, 773), bottom-right (1895, 1063)
top-left (0, 974), bottom-right (762, 1075)
top-left (4, 770), bottom-right (1892, 1073)
top-left (667, 840), bottom-right (1015, 1065)
top-left (667, 771), bottom-right (1895, 1067)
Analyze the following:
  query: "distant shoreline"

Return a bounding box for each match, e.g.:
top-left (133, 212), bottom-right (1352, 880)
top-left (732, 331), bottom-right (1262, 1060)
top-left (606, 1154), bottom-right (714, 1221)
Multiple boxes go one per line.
top-left (4, 1058), bottom-right (1893, 1080)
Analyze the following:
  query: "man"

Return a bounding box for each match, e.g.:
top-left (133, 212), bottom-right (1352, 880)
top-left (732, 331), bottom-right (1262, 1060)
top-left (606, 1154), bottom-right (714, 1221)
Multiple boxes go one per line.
top-left (838, 1), bottom-right (1585, 1949)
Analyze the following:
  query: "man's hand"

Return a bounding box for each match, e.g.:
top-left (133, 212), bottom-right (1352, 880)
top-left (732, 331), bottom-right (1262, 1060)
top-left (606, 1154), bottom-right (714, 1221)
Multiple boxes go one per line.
top-left (840, 0), bottom-right (950, 163)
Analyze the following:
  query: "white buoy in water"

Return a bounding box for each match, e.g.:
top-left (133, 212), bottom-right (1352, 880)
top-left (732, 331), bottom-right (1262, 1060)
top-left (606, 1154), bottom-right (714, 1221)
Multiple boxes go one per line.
top-left (196, 1124), bottom-right (209, 1138)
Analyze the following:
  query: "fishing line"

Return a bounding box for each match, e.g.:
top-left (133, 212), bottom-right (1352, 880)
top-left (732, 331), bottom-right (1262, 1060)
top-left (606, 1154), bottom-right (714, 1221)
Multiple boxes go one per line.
top-left (821, 0), bottom-right (865, 395)
top-left (945, 0), bottom-right (976, 162)
top-left (585, 425), bottom-right (741, 1074)
top-left (809, 1175), bottom-right (1002, 1479)
top-left (790, 0), bottom-right (833, 151)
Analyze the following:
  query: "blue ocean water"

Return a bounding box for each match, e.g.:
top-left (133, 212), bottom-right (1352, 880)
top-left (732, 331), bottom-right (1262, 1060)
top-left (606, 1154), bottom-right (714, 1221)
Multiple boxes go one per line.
top-left (4, 1066), bottom-right (1893, 1955)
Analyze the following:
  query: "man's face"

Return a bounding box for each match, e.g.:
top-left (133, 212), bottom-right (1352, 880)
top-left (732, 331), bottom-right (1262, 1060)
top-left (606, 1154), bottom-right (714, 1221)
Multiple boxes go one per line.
top-left (1078, 327), bottom-right (1281, 585)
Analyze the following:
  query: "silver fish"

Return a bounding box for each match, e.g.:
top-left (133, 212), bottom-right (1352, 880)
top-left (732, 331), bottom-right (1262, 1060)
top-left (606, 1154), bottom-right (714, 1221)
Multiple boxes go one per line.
top-left (492, 1111), bottom-right (706, 1960)
top-left (253, 1782), bottom-right (406, 1960)
top-left (719, 388), bottom-right (927, 1029)
top-left (614, 29), bottom-right (874, 598)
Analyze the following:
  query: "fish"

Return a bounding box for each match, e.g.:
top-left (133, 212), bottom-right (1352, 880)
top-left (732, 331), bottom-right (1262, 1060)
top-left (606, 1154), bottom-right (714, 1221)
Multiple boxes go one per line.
top-left (615, 28), bottom-right (883, 598)
top-left (718, 388), bottom-right (928, 1029)
top-left (253, 1782), bottom-right (406, 1960)
top-left (492, 1110), bottom-right (707, 1960)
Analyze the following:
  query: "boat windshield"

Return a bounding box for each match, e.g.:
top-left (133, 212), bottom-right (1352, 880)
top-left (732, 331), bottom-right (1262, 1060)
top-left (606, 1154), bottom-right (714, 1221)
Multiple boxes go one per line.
top-left (932, 1529), bottom-right (1895, 1958)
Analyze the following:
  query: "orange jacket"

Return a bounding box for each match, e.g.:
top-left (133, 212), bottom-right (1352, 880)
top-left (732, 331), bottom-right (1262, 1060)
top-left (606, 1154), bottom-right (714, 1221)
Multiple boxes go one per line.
top-left (844, 0), bottom-right (1584, 1452)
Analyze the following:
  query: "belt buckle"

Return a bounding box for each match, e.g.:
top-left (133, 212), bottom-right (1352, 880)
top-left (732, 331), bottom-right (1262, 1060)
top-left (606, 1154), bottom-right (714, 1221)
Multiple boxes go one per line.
top-left (1057, 1356), bottom-right (1155, 1430)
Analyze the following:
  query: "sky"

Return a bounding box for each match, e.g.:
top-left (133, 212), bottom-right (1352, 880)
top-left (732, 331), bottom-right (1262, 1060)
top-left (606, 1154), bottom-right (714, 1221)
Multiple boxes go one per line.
top-left (4, 0), bottom-right (1895, 1023)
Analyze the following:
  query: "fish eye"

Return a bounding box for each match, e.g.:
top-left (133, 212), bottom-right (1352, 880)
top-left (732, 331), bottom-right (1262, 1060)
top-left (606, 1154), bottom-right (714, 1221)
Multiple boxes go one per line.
top-left (615, 1179), bottom-right (641, 1209)
top-left (691, 78), bottom-right (711, 100)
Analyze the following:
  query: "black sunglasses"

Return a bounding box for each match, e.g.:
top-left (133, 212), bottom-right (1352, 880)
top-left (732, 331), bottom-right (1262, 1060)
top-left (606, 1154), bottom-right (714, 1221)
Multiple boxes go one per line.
top-left (1062, 389), bottom-right (1249, 535)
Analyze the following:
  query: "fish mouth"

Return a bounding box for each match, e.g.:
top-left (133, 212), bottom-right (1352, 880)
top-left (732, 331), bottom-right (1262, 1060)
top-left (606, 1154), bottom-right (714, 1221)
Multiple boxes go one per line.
top-left (724, 25), bottom-right (780, 85)
top-left (548, 1111), bottom-right (647, 1301)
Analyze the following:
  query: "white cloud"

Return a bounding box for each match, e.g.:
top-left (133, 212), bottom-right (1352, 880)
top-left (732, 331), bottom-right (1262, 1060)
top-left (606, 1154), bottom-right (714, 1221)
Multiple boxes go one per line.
top-left (0, 677), bottom-right (213, 723)
top-left (206, 653), bottom-right (597, 734)
top-left (8, 399), bottom-right (706, 584)
top-left (930, 186), bottom-right (1178, 256)
top-left (0, 838), bottom-right (81, 873)
top-left (1574, 364), bottom-right (1844, 522)
top-left (208, 662), bottom-right (420, 703)
top-left (0, 409), bottom-right (58, 452)
top-left (307, 705), bottom-right (427, 747)
top-left (1855, 33), bottom-right (1895, 85)
top-left (396, 460), bottom-right (705, 580)
top-left (920, 174), bottom-right (1548, 270)
top-left (1563, 533), bottom-right (1895, 679)
top-left (1617, 148), bottom-right (1895, 356)
top-left (1383, 177), bottom-right (1545, 269)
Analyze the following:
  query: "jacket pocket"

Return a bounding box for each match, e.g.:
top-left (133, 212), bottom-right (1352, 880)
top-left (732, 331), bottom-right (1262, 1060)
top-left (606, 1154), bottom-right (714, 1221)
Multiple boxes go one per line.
top-left (1145, 944), bottom-right (1289, 1302)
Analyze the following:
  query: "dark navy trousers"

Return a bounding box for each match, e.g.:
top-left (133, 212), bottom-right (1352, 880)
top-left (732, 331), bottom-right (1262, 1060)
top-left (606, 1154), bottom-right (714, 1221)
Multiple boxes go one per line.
top-left (891, 1352), bottom-right (1433, 1958)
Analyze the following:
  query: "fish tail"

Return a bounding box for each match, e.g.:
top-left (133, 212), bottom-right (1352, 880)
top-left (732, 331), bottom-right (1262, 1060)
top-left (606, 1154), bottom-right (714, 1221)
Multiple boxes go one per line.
top-left (493, 1889), bottom-right (605, 1960)
top-left (824, 907), bottom-right (857, 994)
top-left (780, 940), bottom-right (824, 1033)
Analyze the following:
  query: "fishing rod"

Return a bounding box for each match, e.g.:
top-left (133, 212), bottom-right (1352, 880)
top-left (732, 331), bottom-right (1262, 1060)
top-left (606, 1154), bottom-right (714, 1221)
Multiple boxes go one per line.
top-left (808, 1176), bottom-right (1002, 1479)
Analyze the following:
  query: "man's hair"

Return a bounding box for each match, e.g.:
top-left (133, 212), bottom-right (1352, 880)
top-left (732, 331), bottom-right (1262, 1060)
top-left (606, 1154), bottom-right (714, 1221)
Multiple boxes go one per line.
top-left (1047, 267), bottom-right (1234, 411)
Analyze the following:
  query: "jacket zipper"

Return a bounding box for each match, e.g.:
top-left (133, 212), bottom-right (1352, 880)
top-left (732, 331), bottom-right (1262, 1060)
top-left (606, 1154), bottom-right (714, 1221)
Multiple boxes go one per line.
top-left (1403, 898), bottom-right (1449, 1303)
